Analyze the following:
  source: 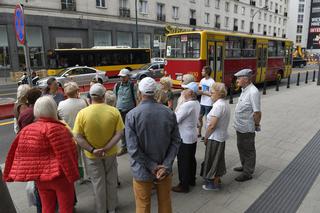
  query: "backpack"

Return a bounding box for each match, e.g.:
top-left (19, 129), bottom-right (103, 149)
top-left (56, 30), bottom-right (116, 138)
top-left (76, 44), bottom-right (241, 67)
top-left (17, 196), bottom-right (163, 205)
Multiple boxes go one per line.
top-left (115, 81), bottom-right (136, 106)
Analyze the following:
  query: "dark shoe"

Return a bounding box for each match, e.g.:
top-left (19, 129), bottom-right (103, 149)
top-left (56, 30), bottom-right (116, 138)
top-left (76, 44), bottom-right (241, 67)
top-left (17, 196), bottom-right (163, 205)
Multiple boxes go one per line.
top-left (172, 184), bottom-right (189, 193)
top-left (198, 134), bottom-right (202, 138)
top-left (235, 173), bottom-right (252, 182)
top-left (233, 167), bottom-right (244, 172)
top-left (117, 148), bottom-right (127, 156)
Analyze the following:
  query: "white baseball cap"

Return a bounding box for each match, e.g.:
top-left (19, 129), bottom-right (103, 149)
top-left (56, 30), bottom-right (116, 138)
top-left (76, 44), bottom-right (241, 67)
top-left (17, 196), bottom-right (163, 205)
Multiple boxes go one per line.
top-left (118, 68), bottom-right (130, 77)
top-left (89, 83), bottom-right (106, 97)
top-left (138, 77), bottom-right (157, 96)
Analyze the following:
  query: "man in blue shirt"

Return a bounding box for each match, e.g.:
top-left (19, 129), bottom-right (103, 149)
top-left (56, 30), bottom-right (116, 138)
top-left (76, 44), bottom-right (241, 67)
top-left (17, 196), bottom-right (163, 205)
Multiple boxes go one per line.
top-left (114, 68), bottom-right (136, 156)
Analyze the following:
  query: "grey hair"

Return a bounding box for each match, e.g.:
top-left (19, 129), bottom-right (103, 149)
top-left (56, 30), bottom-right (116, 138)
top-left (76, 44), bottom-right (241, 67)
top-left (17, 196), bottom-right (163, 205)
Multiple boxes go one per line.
top-left (212, 82), bottom-right (227, 98)
top-left (105, 90), bottom-right (116, 106)
top-left (64, 81), bottom-right (79, 98)
top-left (17, 84), bottom-right (31, 100)
top-left (160, 77), bottom-right (172, 89)
top-left (182, 74), bottom-right (195, 85)
top-left (33, 96), bottom-right (58, 120)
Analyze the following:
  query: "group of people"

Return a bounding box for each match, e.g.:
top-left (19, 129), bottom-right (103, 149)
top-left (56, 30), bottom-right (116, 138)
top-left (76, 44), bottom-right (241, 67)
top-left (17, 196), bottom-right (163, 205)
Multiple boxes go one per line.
top-left (3, 66), bottom-right (261, 213)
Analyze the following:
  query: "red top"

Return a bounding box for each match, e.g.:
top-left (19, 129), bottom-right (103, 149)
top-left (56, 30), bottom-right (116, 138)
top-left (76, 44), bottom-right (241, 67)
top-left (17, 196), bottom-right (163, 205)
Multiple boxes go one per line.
top-left (18, 106), bottom-right (34, 131)
top-left (4, 118), bottom-right (79, 183)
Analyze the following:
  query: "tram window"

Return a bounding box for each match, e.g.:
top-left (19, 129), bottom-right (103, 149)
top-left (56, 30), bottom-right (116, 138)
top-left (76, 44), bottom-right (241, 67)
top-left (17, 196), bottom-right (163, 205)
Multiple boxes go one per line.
top-left (268, 41), bottom-right (277, 57)
top-left (277, 41), bottom-right (285, 56)
top-left (225, 36), bottom-right (241, 58)
top-left (241, 38), bottom-right (256, 57)
top-left (166, 34), bottom-right (201, 59)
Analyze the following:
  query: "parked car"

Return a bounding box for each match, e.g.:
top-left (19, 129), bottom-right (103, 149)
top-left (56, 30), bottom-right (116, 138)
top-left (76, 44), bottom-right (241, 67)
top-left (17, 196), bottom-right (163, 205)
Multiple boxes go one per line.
top-left (129, 62), bottom-right (165, 80)
top-left (292, 57), bottom-right (307, 68)
top-left (36, 66), bottom-right (108, 88)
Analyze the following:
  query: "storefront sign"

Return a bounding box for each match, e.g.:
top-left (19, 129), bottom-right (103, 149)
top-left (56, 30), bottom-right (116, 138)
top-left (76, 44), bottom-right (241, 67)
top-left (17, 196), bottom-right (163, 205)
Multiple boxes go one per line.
top-left (165, 24), bottom-right (193, 35)
top-left (307, 1), bottom-right (320, 49)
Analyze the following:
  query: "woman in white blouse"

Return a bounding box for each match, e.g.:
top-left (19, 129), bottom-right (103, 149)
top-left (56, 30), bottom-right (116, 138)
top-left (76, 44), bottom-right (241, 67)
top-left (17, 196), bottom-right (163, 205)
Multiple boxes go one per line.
top-left (201, 82), bottom-right (231, 191)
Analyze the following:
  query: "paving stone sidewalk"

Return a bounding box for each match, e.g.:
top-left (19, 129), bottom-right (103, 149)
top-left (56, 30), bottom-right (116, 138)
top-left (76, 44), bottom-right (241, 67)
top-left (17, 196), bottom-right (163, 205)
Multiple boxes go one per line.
top-left (4, 82), bottom-right (320, 213)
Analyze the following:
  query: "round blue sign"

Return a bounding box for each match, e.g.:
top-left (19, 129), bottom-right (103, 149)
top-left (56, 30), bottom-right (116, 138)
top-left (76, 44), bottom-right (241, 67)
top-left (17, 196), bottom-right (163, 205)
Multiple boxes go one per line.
top-left (14, 4), bottom-right (25, 45)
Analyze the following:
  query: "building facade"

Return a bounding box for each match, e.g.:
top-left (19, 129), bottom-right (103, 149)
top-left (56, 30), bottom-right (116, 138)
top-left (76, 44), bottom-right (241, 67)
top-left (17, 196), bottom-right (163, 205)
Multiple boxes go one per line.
top-left (287, 0), bottom-right (311, 49)
top-left (0, 0), bottom-right (289, 77)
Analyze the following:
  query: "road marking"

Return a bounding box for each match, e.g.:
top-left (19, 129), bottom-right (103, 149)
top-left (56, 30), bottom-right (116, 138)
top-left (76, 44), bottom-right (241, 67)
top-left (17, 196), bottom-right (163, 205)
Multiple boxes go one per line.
top-left (0, 92), bottom-right (16, 97)
top-left (0, 120), bottom-right (14, 126)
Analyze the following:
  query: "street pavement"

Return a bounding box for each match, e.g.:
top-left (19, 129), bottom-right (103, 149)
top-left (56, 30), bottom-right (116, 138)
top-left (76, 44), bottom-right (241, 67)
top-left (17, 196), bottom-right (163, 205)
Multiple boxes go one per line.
top-left (2, 78), bottom-right (320, 212)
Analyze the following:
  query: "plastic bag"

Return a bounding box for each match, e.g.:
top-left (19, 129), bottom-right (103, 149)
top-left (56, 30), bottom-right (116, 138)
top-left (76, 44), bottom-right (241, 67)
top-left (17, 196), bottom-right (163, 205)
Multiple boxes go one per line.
top-left (25, 181), bottom-right (36, 207)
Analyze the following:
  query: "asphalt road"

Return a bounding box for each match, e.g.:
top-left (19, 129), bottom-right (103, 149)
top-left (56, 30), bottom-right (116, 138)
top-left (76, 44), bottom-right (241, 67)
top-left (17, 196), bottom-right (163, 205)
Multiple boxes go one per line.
top-left (0, 65), bottom-right (319, 164)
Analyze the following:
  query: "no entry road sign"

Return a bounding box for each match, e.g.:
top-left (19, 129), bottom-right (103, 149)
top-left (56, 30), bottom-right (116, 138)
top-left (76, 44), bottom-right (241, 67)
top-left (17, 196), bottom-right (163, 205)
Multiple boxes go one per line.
top-left (14, 4), bottom-right (25, 45)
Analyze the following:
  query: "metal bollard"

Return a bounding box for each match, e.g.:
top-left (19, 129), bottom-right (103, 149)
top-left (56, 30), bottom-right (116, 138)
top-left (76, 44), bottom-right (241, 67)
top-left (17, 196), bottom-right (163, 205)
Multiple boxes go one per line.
top-left (305, 71), bottom-right (309, 84)
top-left (229, 86), bottom-right (234, 104)
top-left (297, 73), bottom-right (300, 86)
top-left (317, 70), bottom-right (320, 86)
top-left (263, 80), bottom-right (267, 95)
top-left (287, 75), bottom-right (290, 88)
top-left (313, 70), bottom-right (316, 82)
top-left (276, 77), bottom-right (280, 91)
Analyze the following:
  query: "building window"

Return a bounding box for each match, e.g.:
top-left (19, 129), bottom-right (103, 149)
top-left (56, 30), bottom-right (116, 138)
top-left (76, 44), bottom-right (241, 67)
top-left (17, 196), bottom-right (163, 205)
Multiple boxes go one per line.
top-left (172, 6), bottom-right (179, 19)
top-left (241, 6), bottom-right (245, 15)
top-left (93, 30), bottom-right (112, 46)
top-left (258, 23), bottom-right (261, 32)
top-left (280, 5), bottom-right (282, 13)
top-left (279, 17), bottom-right (281, 24)
top-left (241, 20), bottom-right (245, 30)
top-left (273, 27), bottom-right (276, 35)
top-left (258, 11), bottom-right (261, 19)
top-left (157, 3), bottom-right (165, 21)
top-left (215, 15), bottom-right (220, 26)
top-left (215, 0), bottom-right (220, 9)
top-left (264, 13), bottom-right (267, 21)
top-left (117, 31), bottom-right (132, 47)
top-left (269, 14), bottom-right (272, 22)
top-left (234, 4), bottom-right (238, 14)
top-left (296, 35), bottom-right (302, 43)
top-left (278, 28), bottom-right (280, 36)
top-left (299, 0), bottom-right (304, 2)
top-left (119, 0), bottom-right (128, 8)
top-left (298, 4), bottom-right (304, 13)
top-left (138, 33), bottom-right (151, 48)
top-left (297, 14), bottom-right (303, 23)
top-left (190, 9), bottom-right (196, 19)
top-left (96, 0), bottom-right (106, 8)
top-left (205, 0), bottom-right (210, 6)
top-left (250, 9), bottom-right (254, 16)
top-left (61, 0), bottom-right (76, 10)
top-left (263, 24), bottom-right (267, 32)
top-left (0, 26), bottom-right (10, 69)
top-left (270, 1), bottom-right (273, 10)
top-left (18, 27), bottom-right (44, 68)
top-left (205, 13), bottom-right (210, 24)
top-left (225, 16), bottom-right (229, 27)
top-left (259, 0), bottom-right (262, 6)
top-left (268, 26), bottom-right (271, 34)
top-left (225, 2), bottom-right (230, 12)
top-left (139, 0), bottom-right (147, 14)
top-left (274, 16), bottom-right (277, 24)
top-left (297, 25), bottom-right (303, 33)
top-left (234, 18), bottom-right (238, 27)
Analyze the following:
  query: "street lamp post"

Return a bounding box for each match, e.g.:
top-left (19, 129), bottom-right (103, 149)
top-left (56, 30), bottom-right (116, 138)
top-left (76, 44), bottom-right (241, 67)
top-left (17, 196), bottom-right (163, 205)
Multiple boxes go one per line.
top-left (250, 6), bottom-right (268, 34)
top-left (135, 0), bottom-right (139, 48)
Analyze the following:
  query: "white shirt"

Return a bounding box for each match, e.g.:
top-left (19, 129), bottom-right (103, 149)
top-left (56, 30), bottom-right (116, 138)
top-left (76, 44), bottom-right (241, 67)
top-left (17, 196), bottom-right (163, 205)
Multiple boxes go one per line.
top-left (207, 99), bottom-right (231, 142)
top-left (58, 98), bottom-right (88, 128)
top-left (200, 77), bottom-right (215, 106)
top-left (234, 83), bottom-right (261, 133)
top-left (175, 100), bottom-right (201, 144)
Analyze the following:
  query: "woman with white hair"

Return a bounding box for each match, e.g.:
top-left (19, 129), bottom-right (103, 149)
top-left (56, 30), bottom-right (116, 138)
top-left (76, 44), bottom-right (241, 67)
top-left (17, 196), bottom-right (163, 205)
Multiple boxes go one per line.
top-left (156, 76), bottom-right (174, 109)
top-left (175, 74), bottom-right (196, 113)
top-left (4, 96), bottom-right (79, 213)
top-left (201, 83), bottom-right (230, 191)
top-left (13, 84), bottom-right (31, 133)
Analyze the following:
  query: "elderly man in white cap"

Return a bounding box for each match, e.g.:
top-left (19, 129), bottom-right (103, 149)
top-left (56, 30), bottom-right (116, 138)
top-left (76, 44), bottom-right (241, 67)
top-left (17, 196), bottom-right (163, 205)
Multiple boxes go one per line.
top-left (125, 77), bottom-right (181, 213)
top-left (74, 83), bottom-right (124, 213)
top-left (172, 82), bottom-right (200, 193)
top-left (114, 68), bottom-right (137, 156)
top-left (233, 69), bottom-right (262, 182)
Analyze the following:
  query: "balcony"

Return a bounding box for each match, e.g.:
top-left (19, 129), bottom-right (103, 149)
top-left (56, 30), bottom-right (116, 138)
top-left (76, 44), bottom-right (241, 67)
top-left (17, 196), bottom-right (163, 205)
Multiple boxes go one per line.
top-left (119, 8), bottom-right (130, 18)
top-left (215, 23), bottom-right (221, 29)
top-left (250, 28), bottom-right (254, 34)
top-left (250, 1), bottom-right (256, 6)
top-left (282, 34), bottom-right (286, 38)
top-left (233, 26), bottom-right (238, 31)
top-left (263, 31), bottom-right (267, 35)
top-left (275, 9), bottom-right (278, 14)
top-left (157, 14), bottom-right (166, 22)
top-left (273, 32), bottom-right (277, 37)
top-left (190, 18), bottom-right (196, 26)
top-left (61, 0), bottom-right (76, 11)
top-left (284, 12), bottom-right (288, 17)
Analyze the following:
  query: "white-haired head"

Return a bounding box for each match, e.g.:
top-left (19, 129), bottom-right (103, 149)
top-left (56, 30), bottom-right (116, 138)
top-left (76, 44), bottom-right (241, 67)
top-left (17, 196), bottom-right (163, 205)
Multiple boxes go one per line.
top-left (17, 84), bottom-right (31, 100)
top-left (105, 90), bottom-right (116, 106)
top-left (182, 74), bottom-right (195, 85)
top-left (64, 81), bottom-right (79, 98)
top-left (34, 96), bottom-right (58, 120)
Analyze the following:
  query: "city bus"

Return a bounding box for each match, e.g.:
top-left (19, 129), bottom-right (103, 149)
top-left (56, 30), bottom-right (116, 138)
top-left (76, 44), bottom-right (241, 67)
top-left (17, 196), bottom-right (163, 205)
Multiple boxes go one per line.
top-left (164, 30), bottom-right (293, 88)
top-left (47, 47), bottom-right (151, 77)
